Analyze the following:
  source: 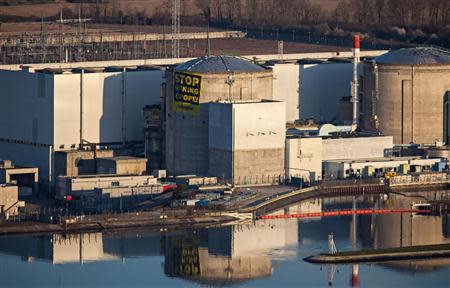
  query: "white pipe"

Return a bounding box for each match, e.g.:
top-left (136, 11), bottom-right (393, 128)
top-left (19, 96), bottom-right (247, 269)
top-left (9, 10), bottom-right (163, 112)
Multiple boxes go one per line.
top-left (373, 62), bottom-right (379, 130)
top-left (80, 69), bottom-right (84, 148)
top-left (122, 68), bottom-right (127, 145)
top-left (48, 145), bottom-right (53, 196)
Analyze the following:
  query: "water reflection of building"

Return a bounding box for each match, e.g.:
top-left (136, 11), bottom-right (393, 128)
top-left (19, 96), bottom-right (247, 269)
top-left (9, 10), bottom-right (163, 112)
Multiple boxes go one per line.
top-left (274, 198), bottom-right (323, 219)
top-left (381, 259), bottom-right (450, 274)
top-left (164, 219), bottom-right (298, 285)
top-left (371, 196), bottom-right (450, 248)
top-left (0, 231), bottom-right (161, 264)
top-left (359, 193), bottom-right (450, 273)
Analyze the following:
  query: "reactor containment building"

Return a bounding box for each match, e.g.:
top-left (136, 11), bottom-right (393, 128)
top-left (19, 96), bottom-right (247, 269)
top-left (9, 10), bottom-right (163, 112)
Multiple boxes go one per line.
top-left (361, 47), bottom-right (450, 145)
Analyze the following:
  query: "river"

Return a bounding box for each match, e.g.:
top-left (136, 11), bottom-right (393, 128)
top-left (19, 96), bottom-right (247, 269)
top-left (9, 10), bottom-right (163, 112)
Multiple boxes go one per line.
top-left (1, 191), bottom-right (449, 287)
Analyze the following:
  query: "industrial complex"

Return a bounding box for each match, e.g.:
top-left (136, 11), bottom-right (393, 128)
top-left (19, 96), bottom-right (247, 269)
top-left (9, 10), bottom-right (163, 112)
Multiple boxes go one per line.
top-left (1, 1), bottom-right (450, 286)
top-left (0, 31), bottom-right (449, 224)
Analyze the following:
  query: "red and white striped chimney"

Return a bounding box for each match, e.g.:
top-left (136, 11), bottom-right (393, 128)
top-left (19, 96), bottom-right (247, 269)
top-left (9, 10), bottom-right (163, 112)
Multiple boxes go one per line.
top-left (351, 34), bottom-right (361, 130)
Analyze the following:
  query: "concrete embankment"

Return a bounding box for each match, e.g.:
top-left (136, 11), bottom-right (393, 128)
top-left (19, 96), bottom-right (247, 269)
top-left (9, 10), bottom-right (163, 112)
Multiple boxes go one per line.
top-left (242, 182), bottom-right (387, 216)
top-left (0, 214), bottom-right (237, 236)
top-left (242, 178), bottom-right (449, 217)
top-left (304, 244), bottom-right (450, 264)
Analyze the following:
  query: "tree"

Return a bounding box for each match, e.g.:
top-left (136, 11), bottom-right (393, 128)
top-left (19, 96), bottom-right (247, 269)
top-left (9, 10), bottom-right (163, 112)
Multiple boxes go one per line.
top-left (374, 0), bottom-right (385, 24)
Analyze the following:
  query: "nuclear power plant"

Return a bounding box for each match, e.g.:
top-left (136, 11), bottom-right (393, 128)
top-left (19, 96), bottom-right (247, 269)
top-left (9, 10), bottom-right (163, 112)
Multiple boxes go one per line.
top-left (1, 42), bottom-right (450, 189)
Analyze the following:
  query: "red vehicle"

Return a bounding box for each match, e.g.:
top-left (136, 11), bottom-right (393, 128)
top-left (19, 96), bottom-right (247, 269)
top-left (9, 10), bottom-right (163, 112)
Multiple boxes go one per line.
top-left (162, 183), bottom-right (177, 192)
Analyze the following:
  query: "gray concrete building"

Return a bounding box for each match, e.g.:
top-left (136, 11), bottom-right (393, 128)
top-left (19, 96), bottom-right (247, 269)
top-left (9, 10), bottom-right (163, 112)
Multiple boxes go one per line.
top-left (0, 185), bottom-right (23, 217)
top-left (96, 156), bottom-right (147, 176)
top-left (165, 56), bottom-right (274, 178)
top-left (55, 149), bottom-right (114, 177)
top-left (361, 47), bottom-right (450, 144)
top-left (208, 100), bottom-right (286, 185)
top-left (0, 160), bottom-right (38, 197)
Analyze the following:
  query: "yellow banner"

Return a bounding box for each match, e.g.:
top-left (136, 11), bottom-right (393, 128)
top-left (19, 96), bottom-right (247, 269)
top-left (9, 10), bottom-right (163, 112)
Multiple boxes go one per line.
top-left (173, 72), bottom-right (202, 115)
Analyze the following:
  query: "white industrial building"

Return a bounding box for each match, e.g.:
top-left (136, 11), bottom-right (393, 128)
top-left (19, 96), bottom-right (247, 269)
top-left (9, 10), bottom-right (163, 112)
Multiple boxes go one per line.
top-left (56, 174), bottom-right (160, 199)
top-left (0, 67), bottom-right (164, 187)
top-left (209, 100), bottom-right (286, 184)
top-left (322, 136), bottom-right (393, 161)
top-left (269, 61), bottom-right (355, 124)
top-left (285, 135), bottom-right (394, 182)
top-left (285, 136), bottom-right (322, 182)
top-left (270, 62), bottom-right (300, 123)
top-left (324, 157), bottom-right (442, 179)
top-left (299, 62), bottom-right (353, 123)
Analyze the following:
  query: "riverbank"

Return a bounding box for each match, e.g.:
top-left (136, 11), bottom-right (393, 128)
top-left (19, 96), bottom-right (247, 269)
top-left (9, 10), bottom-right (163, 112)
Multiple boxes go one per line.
top-left (304, 243), bottom-right (450, 264)
top-left (1, 180), bottom-right (448, 236)
top-left (0, 213), bottom-right (237, 236)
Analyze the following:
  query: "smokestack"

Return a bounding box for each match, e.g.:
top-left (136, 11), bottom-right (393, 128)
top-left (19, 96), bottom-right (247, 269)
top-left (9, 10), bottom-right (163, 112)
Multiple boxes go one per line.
top-left (353, 34), bottom-right (360, 50)
top-left (351, 35), bottom-right (360, 131)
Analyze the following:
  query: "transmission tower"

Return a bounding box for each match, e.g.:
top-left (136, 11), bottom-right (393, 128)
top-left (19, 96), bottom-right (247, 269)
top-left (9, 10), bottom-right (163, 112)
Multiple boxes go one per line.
top-left (172, 0), bottom-right (181, 58)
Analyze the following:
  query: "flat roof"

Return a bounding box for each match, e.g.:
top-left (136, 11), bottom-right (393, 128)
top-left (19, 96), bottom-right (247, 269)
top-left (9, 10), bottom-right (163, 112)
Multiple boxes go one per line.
top-left (98, 156), bottom-right (147, 161)
top-left (59, 174), bottom-right (153, 179)
top-left (175, 175), bottom-right (216, 179)
top-left (0, 50), bottom-right (388, 71)
top-left (286, 131), bottom-right (392, 139)
top-left (212, 99), bottom-right (283, 105)
top-left (325, 156), bottom-right (440, 164)
top-left (0, 166), bottom-right (38, 171)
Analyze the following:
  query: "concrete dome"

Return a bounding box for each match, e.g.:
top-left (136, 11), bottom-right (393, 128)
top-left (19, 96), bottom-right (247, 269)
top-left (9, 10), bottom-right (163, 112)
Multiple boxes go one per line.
top-left (175, 55), bottom-right (266, 73)
top-left (374, 47), bottom-right (450, 65)
top-left (361, 47), bottom-right (450, 145)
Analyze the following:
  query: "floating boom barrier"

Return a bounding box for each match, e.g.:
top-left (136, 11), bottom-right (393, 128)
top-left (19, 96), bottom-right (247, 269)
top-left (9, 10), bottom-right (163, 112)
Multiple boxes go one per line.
top-left (258, 209), bottom-right (431, 220)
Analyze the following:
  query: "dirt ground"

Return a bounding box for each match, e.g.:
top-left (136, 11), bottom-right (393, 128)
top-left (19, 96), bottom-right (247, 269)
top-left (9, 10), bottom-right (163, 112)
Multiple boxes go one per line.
top-left (198, 38), bottom-right (348, 56)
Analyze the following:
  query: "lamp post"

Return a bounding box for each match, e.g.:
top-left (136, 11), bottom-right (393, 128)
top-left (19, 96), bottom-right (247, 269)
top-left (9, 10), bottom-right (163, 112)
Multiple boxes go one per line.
top-left (225, 74), bottom-right (235, 102)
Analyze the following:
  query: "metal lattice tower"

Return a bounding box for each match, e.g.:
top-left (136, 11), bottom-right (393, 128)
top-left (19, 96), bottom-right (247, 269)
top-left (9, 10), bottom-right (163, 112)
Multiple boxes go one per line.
top-left (328, 233), bottom-right (338, 254)
top-left (172, 0), bottom-right (181, 58)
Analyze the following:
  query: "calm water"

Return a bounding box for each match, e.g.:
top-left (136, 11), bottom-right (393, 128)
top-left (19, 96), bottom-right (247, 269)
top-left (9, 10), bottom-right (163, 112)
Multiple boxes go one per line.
top-left (1, 192), bottom-right (450, 287)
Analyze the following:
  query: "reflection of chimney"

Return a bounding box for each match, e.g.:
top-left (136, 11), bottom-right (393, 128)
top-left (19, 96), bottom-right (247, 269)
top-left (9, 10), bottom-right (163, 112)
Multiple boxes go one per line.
top-left (350, 197), bottom-right (358, 287)
top-left (351, 35), bottom-right (360, 131)
top-left (351, 264), bottom-right (359, 287)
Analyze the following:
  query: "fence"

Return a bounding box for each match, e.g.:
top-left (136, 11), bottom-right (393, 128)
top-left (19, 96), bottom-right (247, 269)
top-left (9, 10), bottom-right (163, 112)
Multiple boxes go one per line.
top-left (389, 172), bottom-right (450, 187)
top-left (319, 178), bottom-right (385, 189)
top-left (231, 174), bottom-right (287, 186)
